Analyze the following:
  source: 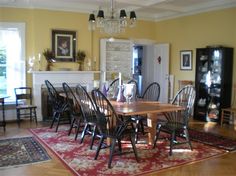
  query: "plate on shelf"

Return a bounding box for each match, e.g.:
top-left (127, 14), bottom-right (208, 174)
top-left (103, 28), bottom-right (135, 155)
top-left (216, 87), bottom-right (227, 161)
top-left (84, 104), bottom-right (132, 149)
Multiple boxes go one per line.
top-left (200, 55), bottom-right (208, 61)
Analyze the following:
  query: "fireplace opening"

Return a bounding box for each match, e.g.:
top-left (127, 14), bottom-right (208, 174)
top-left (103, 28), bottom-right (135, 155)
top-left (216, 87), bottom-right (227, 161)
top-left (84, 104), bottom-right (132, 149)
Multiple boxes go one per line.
top-left (41, 87), bottom-right (75, 122)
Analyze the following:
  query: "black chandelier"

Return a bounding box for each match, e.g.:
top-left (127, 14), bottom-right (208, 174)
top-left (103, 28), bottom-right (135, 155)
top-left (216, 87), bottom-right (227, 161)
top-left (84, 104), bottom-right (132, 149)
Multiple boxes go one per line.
top-left (88, 0), bottom-right (137, 36)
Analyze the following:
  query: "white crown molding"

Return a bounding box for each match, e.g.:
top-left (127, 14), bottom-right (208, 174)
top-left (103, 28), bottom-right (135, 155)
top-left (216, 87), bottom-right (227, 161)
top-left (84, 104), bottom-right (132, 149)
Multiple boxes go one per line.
top-left (1, 0), bottom-right (236, 22)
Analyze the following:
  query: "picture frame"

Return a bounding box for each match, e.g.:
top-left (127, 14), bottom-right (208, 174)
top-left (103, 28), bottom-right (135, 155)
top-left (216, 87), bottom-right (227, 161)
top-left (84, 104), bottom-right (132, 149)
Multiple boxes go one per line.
top-left (52, 29), bottom-right (76, 62)
top-left (180, 50), bottom-right (192, 70)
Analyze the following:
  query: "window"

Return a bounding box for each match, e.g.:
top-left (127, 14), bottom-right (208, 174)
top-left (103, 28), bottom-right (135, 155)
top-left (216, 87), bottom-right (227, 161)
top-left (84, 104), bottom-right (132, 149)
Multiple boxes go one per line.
top-left (0, 22), bottom-right (26, 103)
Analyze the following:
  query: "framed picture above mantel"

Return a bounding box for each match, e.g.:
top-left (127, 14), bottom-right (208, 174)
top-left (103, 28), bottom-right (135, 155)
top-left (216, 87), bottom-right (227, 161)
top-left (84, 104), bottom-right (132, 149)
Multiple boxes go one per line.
top-left (52, 29), bottom-right (76, 62)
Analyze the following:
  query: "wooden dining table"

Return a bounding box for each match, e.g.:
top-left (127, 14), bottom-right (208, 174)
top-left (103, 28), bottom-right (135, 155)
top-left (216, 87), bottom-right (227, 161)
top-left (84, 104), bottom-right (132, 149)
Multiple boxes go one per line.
top-left (110, 100), bottom-right (184, 145)
top-left (60, 92), bottom-right (184, 145)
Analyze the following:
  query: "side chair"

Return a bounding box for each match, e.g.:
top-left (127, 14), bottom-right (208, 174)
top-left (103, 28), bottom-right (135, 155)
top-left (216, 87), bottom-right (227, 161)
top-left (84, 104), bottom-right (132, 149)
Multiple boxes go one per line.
top-left (153, 85), bottom-right (196, 156)
top-left (131, 82), bottom-right (161, 143)
top-left (91, 89), bottom-right (139, 168)
top-left (107, 78), bottom-right (119, 99)
top-left (221, 84), bottom-right (236, 126)
top-left (62, 82), bottom-right (83, 140)
top-left (45, 80), bottom-right (69, 132)
top-left (14, 87), bottom-right (37, 126)
top-left (75, 84), bottom-right (98, 149)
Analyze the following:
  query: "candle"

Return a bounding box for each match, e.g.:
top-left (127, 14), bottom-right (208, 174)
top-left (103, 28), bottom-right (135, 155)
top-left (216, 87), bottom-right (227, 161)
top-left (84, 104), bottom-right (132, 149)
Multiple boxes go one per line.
top-left (38, 53), bottom-right (41, 71)
top-left (119, 72), bottom-right (122, 86)
top-left (103, 71), bottom-right (106, 82)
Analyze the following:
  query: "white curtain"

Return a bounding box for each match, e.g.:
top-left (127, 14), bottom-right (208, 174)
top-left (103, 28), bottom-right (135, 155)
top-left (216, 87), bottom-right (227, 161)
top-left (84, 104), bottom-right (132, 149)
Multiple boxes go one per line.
top-left (0, 22), bottom-right (26, 101)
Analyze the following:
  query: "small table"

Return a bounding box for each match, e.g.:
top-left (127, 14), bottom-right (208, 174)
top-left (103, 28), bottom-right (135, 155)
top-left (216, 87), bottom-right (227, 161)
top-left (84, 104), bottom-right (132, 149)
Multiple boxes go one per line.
top-left (0, 95), bottom-right (9, 131)
top-left (111, 101), bottom-right (184, 145)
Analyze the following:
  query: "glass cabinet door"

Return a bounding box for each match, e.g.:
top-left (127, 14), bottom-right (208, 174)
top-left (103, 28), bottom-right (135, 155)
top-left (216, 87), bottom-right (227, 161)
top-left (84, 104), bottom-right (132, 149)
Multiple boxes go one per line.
top-left (206, 49), bottom-right (222, 121)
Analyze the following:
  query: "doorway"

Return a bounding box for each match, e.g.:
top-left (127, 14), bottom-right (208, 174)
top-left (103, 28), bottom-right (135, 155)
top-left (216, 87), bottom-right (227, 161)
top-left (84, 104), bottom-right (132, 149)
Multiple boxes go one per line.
top-left (132, 43), bottom-right (170, 103)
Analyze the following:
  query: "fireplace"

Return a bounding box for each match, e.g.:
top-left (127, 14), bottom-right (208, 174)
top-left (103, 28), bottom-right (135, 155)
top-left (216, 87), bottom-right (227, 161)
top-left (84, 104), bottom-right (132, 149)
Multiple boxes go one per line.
top-left (41, 86), bottom-right (78, 121)
top-left (31, 71), bottom-right (100, 121)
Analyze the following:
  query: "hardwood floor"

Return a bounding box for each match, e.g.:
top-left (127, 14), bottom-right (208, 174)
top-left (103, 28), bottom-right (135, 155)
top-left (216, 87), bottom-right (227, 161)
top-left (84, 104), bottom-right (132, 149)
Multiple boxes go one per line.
top-left (1, 119), bottom-right (236, 176)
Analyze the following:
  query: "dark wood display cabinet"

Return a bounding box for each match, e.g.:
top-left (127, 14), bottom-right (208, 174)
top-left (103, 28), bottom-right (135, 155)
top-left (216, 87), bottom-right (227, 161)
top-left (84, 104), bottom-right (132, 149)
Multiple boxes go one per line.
top-left (194, 46), bottom-right (233, 123)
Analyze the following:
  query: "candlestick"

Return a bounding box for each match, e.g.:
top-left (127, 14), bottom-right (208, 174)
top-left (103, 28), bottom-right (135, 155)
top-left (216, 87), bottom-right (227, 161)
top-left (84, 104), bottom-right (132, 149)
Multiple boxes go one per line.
top-left (119, 72), bottom-right (122, 86)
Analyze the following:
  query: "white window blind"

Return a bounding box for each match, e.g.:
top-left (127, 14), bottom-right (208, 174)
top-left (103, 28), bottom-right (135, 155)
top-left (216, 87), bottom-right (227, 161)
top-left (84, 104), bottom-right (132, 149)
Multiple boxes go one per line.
top-left (0, 22), bottom-right (26, 103)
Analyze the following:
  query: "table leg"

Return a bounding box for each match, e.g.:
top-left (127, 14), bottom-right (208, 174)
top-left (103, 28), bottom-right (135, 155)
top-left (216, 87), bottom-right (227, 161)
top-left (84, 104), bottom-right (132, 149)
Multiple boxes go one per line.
top-left (147, 113), bottom-right (157, 145)
top-left (0, 98), bottom-right (6, 131)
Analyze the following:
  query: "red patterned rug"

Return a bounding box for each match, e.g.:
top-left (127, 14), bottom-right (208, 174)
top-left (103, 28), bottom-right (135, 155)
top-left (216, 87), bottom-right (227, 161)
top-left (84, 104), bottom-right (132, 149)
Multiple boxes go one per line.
top-left (189, 129), bottom-right (236, 151)
top-left (30, 126), bottom-right (226, 176)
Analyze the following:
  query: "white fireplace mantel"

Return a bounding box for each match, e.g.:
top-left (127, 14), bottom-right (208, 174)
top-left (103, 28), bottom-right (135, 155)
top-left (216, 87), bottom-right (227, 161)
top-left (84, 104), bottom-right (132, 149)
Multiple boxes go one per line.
top-left (31, 71), bottom-right (100, 121)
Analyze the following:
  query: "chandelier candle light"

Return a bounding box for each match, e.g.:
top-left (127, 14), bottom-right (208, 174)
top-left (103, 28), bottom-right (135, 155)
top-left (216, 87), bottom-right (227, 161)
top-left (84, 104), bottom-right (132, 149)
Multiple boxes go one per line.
top-left (88, 0), bottom-right (137, 36)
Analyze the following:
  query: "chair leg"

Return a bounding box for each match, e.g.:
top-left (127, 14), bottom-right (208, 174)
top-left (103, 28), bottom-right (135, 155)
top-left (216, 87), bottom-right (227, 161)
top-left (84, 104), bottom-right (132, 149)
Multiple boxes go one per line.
top-left (74, 120), bottom-right (81, 140)
top-left (55, 113), bottom-right (61, 132)
top-left (184, 128), bottom-right (192, 151)
top-left (118, 139), bottom-right (122, 153)
top-left (34, 108), bottom-right (37, 125)
top-left (80, 123), bottom-right (88, 144)
top-left (30, 109), bottom-right (32, 122)
top-left (153, 124), bottom-right (161, 149)
top-left (50, 112), bottom-right (57, 128)
top-left (68, 118), bottom-right (75, 136)
top-left (108, 138), bottom-right (116, 168)
top-left (94, 136), bottom-right (104, 160)
top-left (169, 131), bottom-right (175, 156)
top-left (130, 134), bottom-right (139, 162)
top-left (16, 110), bottom-right (21, 127)
top-left (90, 125), bottom-right (97, 150)
top-left (140, 120), bottom-right (145, 135)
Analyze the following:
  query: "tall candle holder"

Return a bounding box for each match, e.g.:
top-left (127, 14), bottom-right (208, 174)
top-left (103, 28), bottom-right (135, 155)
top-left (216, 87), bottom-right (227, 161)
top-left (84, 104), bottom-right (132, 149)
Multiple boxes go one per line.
top-left (116, 85), bottom-right (126, 102)
top-left (124, 83), bottom-right (135, 104)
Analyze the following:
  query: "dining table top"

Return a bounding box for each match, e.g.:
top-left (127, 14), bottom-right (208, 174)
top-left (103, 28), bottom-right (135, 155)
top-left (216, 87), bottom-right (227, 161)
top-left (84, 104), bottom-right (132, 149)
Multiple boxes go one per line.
top-left (110, 100), bottom-right (184, 116)
top-left (59, 92), bottom-right (184, 116)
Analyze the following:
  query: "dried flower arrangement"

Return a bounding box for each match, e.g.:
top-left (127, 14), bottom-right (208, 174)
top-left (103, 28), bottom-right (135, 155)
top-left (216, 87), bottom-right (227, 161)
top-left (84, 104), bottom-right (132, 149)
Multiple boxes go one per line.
top-left (76, 50), bottom-right (86, 63)
top-left (42, 49), bottom-right (55, 63)
top-left (42, 48), bottom-right (55, 70)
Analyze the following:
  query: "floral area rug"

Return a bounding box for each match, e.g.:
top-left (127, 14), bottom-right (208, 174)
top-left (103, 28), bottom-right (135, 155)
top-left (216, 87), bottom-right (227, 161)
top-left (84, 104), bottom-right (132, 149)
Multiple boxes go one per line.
top-left (0, 137), bottom-right (51, 168)
top-left (30, 125), bottom-right (226, 176)
top-left (189, 129), bottom-right (236, 151)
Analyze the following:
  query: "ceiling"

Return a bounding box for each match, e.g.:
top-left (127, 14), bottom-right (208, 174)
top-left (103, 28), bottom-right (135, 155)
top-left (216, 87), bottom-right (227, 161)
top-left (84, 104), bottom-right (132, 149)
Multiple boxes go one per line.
top-left (1, 0), bottom-right (236, 21)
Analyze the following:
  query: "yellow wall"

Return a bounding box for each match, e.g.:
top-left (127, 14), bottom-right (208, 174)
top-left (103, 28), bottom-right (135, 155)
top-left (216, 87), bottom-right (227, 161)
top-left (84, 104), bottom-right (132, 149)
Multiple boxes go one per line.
top-left (1, 7), bottom-right (236, 95)
top-left (0, 7), bottom-right (156, 86)
top-left (155, 7), bottom-right (236, 93)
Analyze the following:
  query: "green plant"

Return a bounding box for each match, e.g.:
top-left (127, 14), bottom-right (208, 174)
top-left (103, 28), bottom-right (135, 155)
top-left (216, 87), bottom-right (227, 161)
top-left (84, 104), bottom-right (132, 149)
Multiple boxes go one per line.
top-left (42, 48), bottom-right (55, 63)
top-left (76, 50), bottom-right (86, 62)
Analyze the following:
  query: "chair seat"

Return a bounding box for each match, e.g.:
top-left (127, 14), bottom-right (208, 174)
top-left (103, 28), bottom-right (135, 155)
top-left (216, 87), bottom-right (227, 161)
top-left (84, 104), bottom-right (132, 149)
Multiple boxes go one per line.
top-left (161, 122), bottom-right (186, 131)
top-left (16, 105), bottom-right (37, 109)
top-left (15, 87), bottom-right (38, 127)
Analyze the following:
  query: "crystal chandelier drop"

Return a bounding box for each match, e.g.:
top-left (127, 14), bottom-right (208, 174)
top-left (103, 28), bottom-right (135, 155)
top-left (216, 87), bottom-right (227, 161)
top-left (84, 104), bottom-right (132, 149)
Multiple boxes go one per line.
top-left (88, 0), bottom-right (137, 36)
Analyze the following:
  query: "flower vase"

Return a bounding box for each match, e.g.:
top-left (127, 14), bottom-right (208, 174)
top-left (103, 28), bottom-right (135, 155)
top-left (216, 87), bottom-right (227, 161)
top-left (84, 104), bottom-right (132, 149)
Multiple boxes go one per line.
top-left (78, 62), bottom-right (84, 71)
top-left (116, 85), bottom-right (126, 102)
top-left (46, 62), bottom-right (51, 71)
top-left (102, 84), bottom-right (108, 97)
